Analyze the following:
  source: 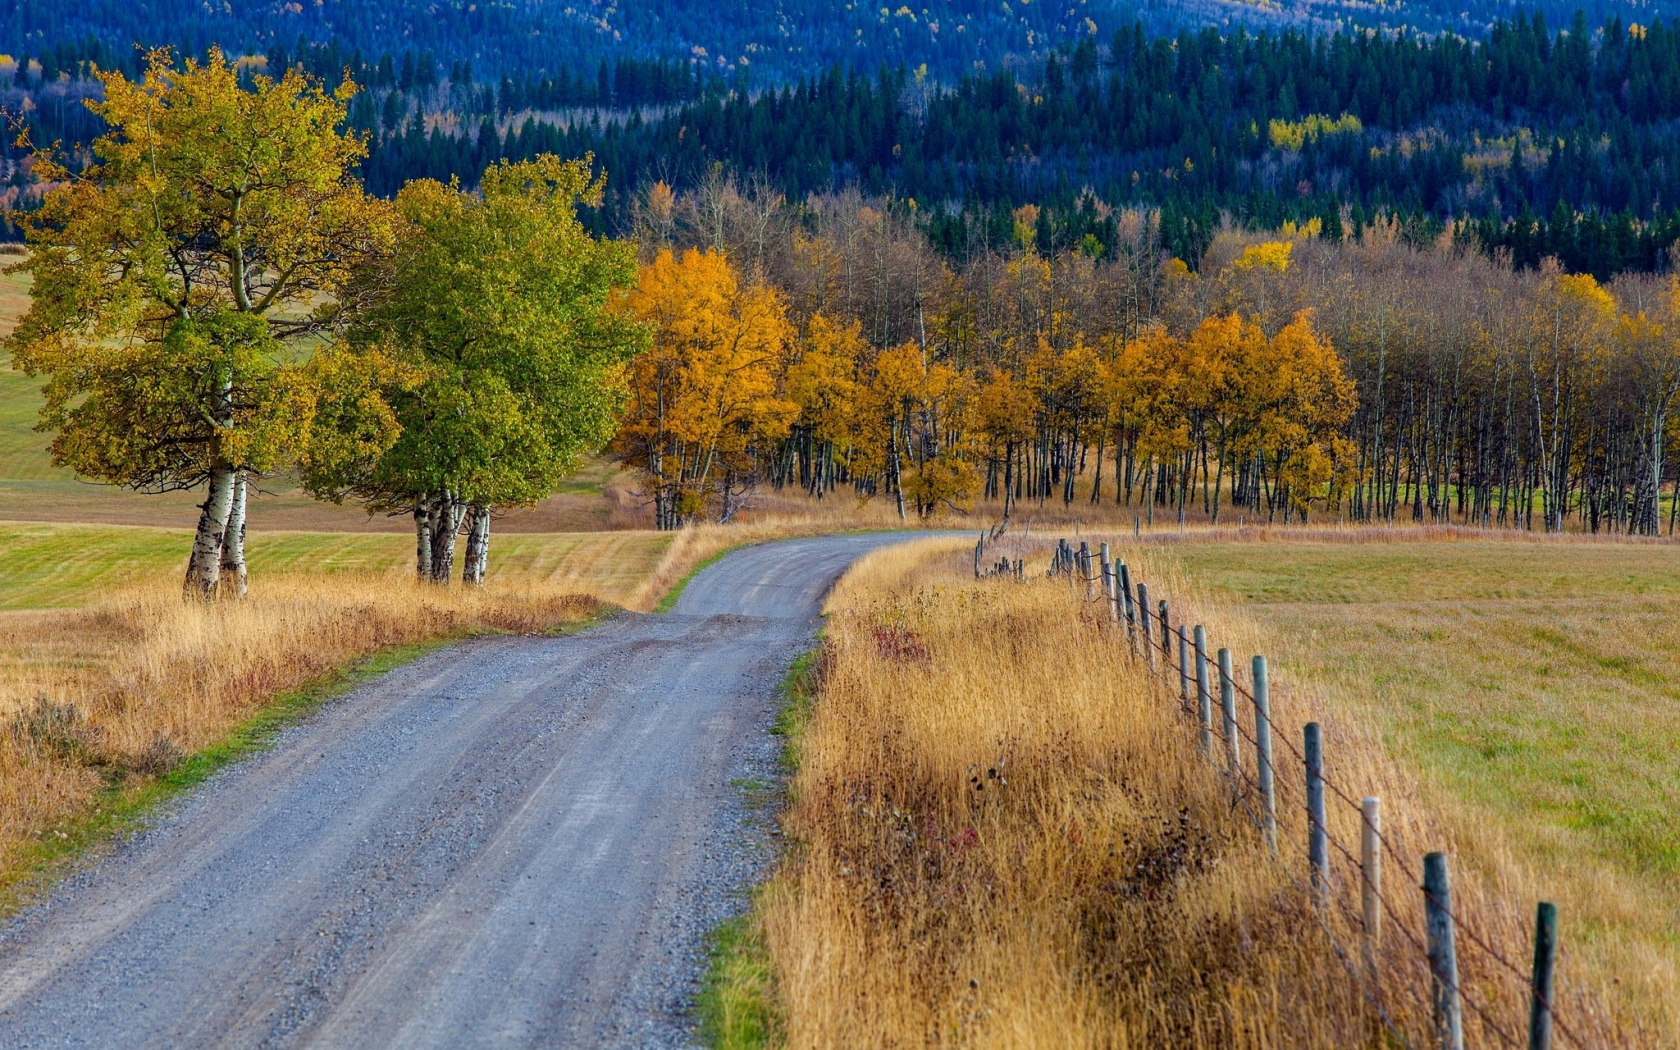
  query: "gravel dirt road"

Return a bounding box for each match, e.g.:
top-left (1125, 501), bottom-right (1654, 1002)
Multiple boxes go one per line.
top-left (0, 533), bottom-right (917, 1049)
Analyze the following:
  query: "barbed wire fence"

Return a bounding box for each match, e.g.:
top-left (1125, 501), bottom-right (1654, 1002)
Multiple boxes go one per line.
top-left (971, 530), bottom-right (1627, 1050)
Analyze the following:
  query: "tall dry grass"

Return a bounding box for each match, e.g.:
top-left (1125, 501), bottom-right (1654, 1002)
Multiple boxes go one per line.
top-left (0, 574), bottom-right (599, 899)
top-left (756, 536), bottom-right (1645, 1048)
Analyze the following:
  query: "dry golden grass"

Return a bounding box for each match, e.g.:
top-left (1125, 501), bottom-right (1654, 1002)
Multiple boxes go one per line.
top-left (752, 536), bottom-right (1644, 1049)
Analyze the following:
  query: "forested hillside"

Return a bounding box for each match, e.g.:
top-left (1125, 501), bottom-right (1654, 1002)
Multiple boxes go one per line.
top-left (5, 0), bottom-right (1665, 82)
top-left (0, 0), bottom-right (1227, 83)
top-left (9, 14), bottom-right (1680, 276)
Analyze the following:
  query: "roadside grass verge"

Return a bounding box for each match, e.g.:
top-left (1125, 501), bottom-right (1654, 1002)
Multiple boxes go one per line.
top-left (0, 575), bottom-right (602, 903)
top-left (1166, 537), bottom-right (1680, 1038)
top-left (697, 645), bottom-right (821, 1049)
top-left (0, 637), bottom-right (449, 915)
top-left (736, 536), bottom-right (1642, 1048)
top-left (654, 545), bottom-right (738, 613)
top-left (697, 913), bottom-right (779, 1050)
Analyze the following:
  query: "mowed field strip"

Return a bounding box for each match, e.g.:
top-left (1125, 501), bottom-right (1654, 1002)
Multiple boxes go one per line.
top-left (1170, 537), bottom-right (1680, 1029)
top-left (0, 522), bottom-right (672, 611)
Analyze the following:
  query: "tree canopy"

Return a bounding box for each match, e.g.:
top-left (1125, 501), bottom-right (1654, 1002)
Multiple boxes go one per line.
top-left (6, 47), bottom-right (400, 597)
top-left (332, 154), bottom-right (645, 580)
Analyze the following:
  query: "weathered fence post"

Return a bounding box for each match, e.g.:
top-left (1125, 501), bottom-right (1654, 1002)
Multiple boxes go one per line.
top-left (1252, 655), bottom-right (1277, 852)
top-left (1097, 543), bottom-right (1109, 589)
top-left (1424, 852), bottom-right (1465, 1050)
top-left (1529, 902), bottom-right (1558, 1050)
top-left (1175, 625), bottom-right (1190, 705)
top-left (1080, 542), bottom-right (1095, 603)
top-left (1305, 722), bottom-right (1328, 906)
top-left (1137, 584), bottom-right (1155, 671)
top-left (974, 537), bottom-right (983, 578)
top-left (1193, 627), bottom-right (1213, 753)
top-left (1158, 599), bottom-right (1172, 669)
top-left (1118, 562), bottom-right (1136, 647)
top-left (1218, 647), bottom-right (1240, 775)
top-left (1362, 796), bottom-right (1382, 981)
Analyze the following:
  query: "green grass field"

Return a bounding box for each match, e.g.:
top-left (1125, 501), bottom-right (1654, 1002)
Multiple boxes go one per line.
top-left (0, 522), bottom-right (672, 609)
top-left (1168, 537), bottom-right (1680, 1028)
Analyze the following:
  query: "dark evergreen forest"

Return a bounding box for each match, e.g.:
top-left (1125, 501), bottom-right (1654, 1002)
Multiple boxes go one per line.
top-left (9, 12), bottom-right (1680, 275)
top-left (362, 15), bottom-right (1680, 276)
top-left (5, 0), bottom-right (1662, 80)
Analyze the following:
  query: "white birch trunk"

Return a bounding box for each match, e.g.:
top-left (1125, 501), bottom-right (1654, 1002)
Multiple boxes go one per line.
top-left (414, 498), bottom-right (433, 580)
top-left (218, 471), bottom-right (248, 600)
top-left (428, 493), bottom-right (467, 585)
top-left (461, 503), bottom-right (491, 586)
top-left (184, 465), bottom-right (237, 600)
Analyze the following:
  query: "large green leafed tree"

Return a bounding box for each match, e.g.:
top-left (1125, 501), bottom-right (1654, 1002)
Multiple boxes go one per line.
top-left (320, 155), bottom-right (645, 584)
top-left (6, 48), bottom-right (400, 598)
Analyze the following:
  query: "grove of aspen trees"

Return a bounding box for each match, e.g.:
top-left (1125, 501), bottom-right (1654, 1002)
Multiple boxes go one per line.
top-left (617, 177), bottom-right (1680, 535)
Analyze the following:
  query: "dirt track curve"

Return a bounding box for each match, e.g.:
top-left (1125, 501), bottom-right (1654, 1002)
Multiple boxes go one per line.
top-left (0, 533), bottom-right (916, 1049)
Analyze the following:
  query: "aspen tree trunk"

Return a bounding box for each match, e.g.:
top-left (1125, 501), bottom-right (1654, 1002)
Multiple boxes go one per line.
top-left (429, 493), bottom-right (467, 584)
top-left (1210, 439), bottom-right (1226, 523)
top-left (1090, 431), bottom-right (1104, 503)
top-left (1637, 395), bottom-right (1671, 536)
top-left (414, 498), bottom-right (434, 579)
top-left (1001, 440), bottom-right (1014, 521)
top-left (1062, 438), bottom-right (1077, 505)
top-left (461, 503), bottom-right (491, 586)
top-left (184, 464), bottom-right (237, 600)
top-left (218, 471), bottom-right (248, 600)
top-left (889, 419), bottom-right (906, 521)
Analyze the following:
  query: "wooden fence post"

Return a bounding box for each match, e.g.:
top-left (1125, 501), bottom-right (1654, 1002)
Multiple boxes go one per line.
top-left (1305, 722), bottom-right (1328, 906)
top-left (1158, 599), bottom-right (1171, 669)
top-left (1098, 543), bottom-right (1113, 617)
top-left (1118, 562), bottom-right (1136, 647)
top-left (1193, 626), bottom-right (1212, 753)
top-left (1137, 584), bottom-right (1155, 671)
top-left (1362, 796), bottom-right (1382, 981)
top-left (1252, 655), bottom-right (1277, 852)
top-left (974, 538), bottom-right (983, 579)
top-left (1080, 542), bottom-right (1095, 603)
top-left (1529, 902), bottom-right (1558, 1050)
top-left (1218, 647), bottom-right (1240, 774)
top-left (1424, 852), bottom-right (1465, 1050)
top-left (1175, 625), bottom-right (1190, 705)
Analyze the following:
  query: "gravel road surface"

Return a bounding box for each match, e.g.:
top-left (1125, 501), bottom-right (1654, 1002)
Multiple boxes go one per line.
top-left (0, 533), bottom-right (917, 1049)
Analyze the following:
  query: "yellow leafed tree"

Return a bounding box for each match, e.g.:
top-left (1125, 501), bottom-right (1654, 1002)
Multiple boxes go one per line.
top-left (614, 248), bottom-right (798, 527)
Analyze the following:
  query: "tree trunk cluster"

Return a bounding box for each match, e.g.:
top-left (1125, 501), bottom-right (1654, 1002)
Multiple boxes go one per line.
top-left (184, 466), bottom-right (249, 601)
top-left (413, 493), bottom-right (492, 585)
